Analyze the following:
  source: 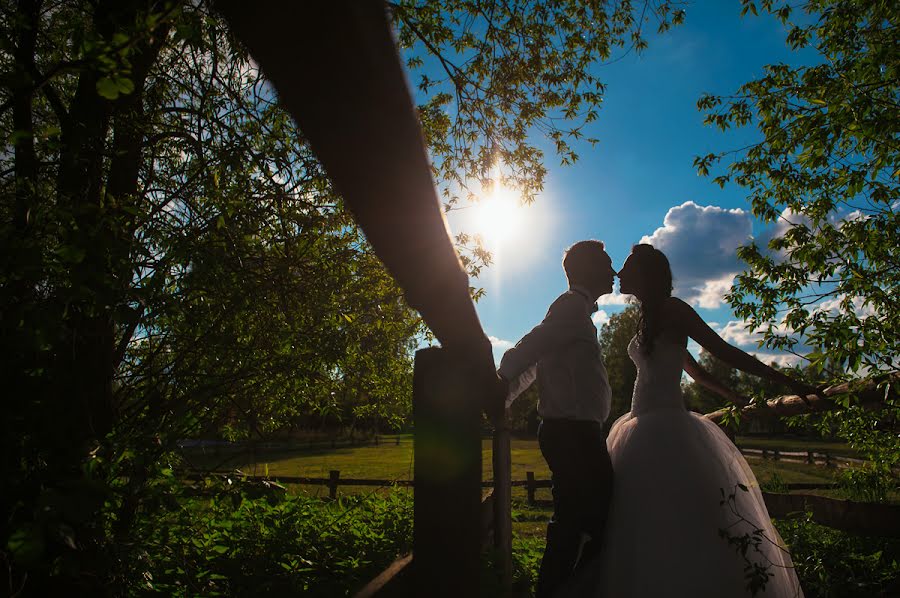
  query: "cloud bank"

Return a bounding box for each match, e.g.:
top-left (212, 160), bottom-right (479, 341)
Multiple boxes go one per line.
top-left (640, 201), bottom-right (752, 308)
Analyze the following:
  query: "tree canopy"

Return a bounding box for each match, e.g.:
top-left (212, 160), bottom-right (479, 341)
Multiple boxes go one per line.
top-left (696, 0), bottom-right (899, 477)
top-left (1, 0), bottom-right (684, 591)
top-left (696, 0), bottom-right (898, 380)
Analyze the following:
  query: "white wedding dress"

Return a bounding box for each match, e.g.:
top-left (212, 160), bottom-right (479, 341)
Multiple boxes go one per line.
top-left (565, 336), bottom-right (803, 597)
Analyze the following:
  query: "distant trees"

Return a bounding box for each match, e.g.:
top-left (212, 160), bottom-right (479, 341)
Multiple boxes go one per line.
top-left (598, 305), bottom-right (641, 421)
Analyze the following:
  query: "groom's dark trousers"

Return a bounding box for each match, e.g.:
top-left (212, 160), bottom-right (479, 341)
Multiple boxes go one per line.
top-left (536, 419), bottom-right (613, 598)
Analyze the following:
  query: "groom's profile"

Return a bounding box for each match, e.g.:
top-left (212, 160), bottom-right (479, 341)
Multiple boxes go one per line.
top-left (498, 240), bottom-right (615, 597)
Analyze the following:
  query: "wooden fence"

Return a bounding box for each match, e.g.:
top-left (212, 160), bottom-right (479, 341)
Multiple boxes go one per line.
top-left (184, 443), bottom-right (889, 501)
top-left (186, 465), bottom-right (900, 540)
top-left (740, 447), bottom-right (860, 468)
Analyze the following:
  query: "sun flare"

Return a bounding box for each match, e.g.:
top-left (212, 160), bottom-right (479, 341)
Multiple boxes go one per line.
top-left (472, 183), bottom-right (524, 249)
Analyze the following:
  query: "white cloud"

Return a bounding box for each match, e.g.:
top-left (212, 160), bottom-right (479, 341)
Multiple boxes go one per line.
top-left (597, 291), bottom-right (630, 306)
top-left (813, 294), bottom-right (876, 319)
top-left (489, 335), bottom-right (514, 364)
top-left (712, 318), bottom-right (811, 367)
top-left (718, 320), bottom-right (765, 347)
top-left (592, 309), bottom-right (610, 327)
top-left (640, 201), bottom-right (752, 308)
top-left (489, 336), bottom-right (513, 351)
top-left (693, 275), bottom-right (739, 309)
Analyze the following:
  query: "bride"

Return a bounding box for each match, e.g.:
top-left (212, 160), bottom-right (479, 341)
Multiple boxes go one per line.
top-left (567, 244), bottom-right (808, 597)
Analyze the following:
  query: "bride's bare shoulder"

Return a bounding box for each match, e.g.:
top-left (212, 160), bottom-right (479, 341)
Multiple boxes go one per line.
top-left (663, 296), bottom-right (694, 316)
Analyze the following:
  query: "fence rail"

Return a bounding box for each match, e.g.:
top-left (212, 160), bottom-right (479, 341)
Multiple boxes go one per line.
top-left (184, 443), bottom-right (893, 500)
top-left (738, 447), bottom-right (900, 476)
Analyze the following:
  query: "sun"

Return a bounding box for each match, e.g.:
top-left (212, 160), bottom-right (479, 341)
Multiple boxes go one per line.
top-left (472, 182), bottom-right (524, 249)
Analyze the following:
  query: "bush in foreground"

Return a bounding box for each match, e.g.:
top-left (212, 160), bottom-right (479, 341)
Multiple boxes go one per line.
top-left (132, 484), bottom-right (412, 597)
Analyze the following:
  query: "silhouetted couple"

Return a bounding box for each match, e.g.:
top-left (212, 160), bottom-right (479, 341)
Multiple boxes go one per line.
top-left (497, 241), bottom-right (808, 597)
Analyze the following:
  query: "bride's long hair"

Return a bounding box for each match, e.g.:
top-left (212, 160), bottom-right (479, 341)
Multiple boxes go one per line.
top-left (631, 244), bottom-right (673, 354)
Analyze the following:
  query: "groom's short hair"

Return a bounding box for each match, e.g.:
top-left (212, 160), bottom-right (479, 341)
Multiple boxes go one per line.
top-left (563, 240), bottom-right (607, 286)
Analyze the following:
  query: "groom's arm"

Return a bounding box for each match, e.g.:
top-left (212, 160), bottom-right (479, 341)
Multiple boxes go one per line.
top-left (498, 296), bottom-right (580, 382)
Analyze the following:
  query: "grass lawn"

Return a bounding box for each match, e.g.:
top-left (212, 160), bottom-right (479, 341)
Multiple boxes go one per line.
top-left (745, 456), bottom-right (837, 486)
top-left (735, 436), bottom-right (857, 458)
top-left (182, 435), bottom-right (848, 501)
top-left (183, 435), bottom-right (900, 544)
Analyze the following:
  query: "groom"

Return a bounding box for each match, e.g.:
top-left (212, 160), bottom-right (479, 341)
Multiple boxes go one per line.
top-left (497, 240), bottom-right (616, 597)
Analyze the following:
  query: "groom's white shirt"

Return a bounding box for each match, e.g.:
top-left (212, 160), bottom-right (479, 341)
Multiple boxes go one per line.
top-left (498, 285), bottom-right (612, 424)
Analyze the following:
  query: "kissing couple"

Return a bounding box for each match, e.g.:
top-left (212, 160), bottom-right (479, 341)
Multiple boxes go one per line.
top-left (496, 240), bottom-right (811, 597)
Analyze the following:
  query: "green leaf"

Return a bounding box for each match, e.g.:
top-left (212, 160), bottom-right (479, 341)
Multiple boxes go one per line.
top-left (7, 525), bottom-right (45, 567)
top-left (55, 245), bottom-right (86, 264)
top-left (96, 76), bottom-right (135, 100)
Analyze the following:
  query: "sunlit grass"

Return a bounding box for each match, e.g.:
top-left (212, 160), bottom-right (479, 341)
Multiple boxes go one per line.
top-left (184, 435), bottom-right (854, 501)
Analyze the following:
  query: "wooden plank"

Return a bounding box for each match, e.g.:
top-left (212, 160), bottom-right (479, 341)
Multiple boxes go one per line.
top-left (481, 490), bottom-right (495, 549)
top-left (492, 417), bottom-right (513, 592)
top-left (412, 347), bottom-right (484, 597)
top-left (705, 372), bottom-right (898, 425)
top-left (329, 470), bottom-right (340, 499)
top-left (353, 553), bottom-right (414, 598)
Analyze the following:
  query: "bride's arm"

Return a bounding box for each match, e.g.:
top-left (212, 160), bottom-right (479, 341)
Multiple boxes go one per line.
top-left (682, 351), bottom-right (748, 407)
top-left (668, 297), bottom-right (815, 399)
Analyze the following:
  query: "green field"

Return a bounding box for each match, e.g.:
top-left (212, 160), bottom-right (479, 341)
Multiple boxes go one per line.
top-left (735, 436), bottom-right (856, 458)
top-left (183, 435), bottom-right (841, 499)
top-left (181, 435), bottom-right (900, 543)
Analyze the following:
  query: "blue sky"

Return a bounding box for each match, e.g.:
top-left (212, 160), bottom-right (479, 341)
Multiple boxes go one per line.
top-left (425, 3), bottom-right (819, 367)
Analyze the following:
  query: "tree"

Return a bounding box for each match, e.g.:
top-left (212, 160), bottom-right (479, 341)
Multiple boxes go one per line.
top-left (1, 0), bottom-right (684, 591)
top-left (695, 0), bottom-right (898, 468)
top-left (1, 2), bottom-right (421, 590)
top-left (695, 0), bottom-right (898, 379)
top-left (598, 305), bottom-right (641, 422)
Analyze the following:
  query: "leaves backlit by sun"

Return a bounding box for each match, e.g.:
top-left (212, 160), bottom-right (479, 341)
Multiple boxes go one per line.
top-left (472, 182), bottom-right (524, 249)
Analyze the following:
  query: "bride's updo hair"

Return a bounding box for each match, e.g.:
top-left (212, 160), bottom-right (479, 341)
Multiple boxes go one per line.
top-left (630, 244), bottom-right (673, 354)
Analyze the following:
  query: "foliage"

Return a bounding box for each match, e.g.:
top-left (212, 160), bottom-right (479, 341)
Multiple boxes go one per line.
top-left (597, 304), bottom-right (641, 420)
top-left (507, 383), bottom-right (540, 436)
top-left (510, 535), bottom-right (545, 596)
top-left (838, 462), bottom-right (894, 503)
top-left (131, 478), bottom-right (413, 597)
top-left (697, 0), bottom-right (899, 376)
top-left (775, 515), bottom-right (900, 597)
top-left (759, 471), bottom-right (790, 493)
top-left (696, 0), bottom-right (899, 482)
top-left (1, 0), bottom-right (689, 592)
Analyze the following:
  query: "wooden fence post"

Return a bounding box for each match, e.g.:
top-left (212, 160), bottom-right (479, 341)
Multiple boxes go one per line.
top-left (413, 347), bottom-right (484, 597)
top-left (526, 471), bottom-right (536, 506)
top-left (492, 413), bottom-right (513, 593)
top-left (774, 449), bottom-right (780, 461)
top-left (807, 450), bottom-right (814, 464)
top-left (825, 452), bottom-right (832, 467)
top-left (329, 470), bottom-right (340, 499)
top-left (396, 436), bottom-right (400, 446)
top-left (762, 448), bottom-right (768, 460)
